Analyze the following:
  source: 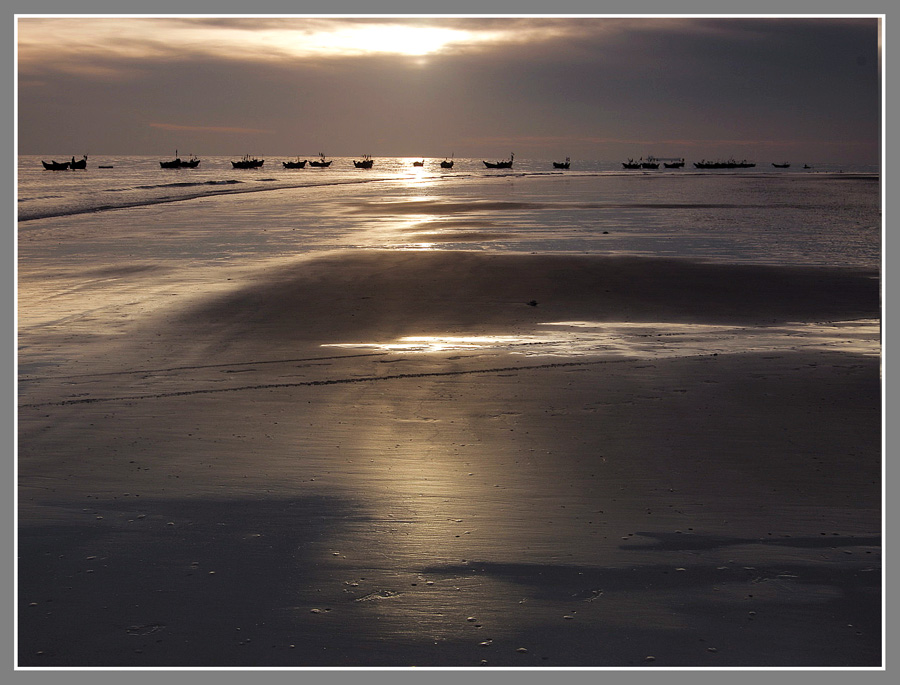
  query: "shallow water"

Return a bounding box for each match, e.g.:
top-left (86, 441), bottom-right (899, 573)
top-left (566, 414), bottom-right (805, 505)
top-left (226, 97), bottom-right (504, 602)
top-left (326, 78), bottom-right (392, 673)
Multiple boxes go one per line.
top-left (18, 156), bottom-right (881, 270)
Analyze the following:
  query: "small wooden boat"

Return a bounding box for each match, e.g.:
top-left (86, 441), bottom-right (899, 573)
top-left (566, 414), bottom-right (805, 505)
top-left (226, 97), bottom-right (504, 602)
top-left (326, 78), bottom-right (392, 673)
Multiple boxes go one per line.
top-left (232, 155), bottom-right (264, 169)
top-left (694, 159), bottom-right (756, 169)
top-left (282, 158), bottom-right (308, 169)
top-left (484, 153), bottom-right (514, 169)
top-left (69, 155), bottom-right (88, 170)
top-left (353, 155), bottom-right (374, 168)
top-left (772, 162), bottom-right (790, 168)
top-left (622, 159), bottom-right (641, 169)
top-left (412, 159), bottom-right (425, 167)
top-left (160, 151), bottom-right (200, 168)
top-left (440, 154), bottom-right (454, 169)
top-left (308, 153), bottom-right (332, 167)
top-left (553, 157), bottom-right (570, 169)
top-left (640, 156), bottom-right (660, 169)
top-left (41, 160), bottom-right (69, 170)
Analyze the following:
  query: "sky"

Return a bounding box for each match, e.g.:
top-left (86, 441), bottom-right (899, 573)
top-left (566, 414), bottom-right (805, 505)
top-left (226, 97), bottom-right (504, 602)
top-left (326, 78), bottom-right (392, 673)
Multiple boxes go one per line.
top-left (16, 15), bottom-right (882, 164)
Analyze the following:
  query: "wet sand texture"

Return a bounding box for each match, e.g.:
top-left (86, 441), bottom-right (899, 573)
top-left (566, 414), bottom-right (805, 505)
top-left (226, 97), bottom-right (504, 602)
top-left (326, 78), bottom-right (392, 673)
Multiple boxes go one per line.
top-left (18, 250), bottom-right (881, 667)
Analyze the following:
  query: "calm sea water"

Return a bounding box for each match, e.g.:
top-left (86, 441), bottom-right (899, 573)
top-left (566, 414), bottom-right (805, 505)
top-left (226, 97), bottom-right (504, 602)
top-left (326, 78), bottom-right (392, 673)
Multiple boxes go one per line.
top-left (17, 155), bottom-right (881, 269)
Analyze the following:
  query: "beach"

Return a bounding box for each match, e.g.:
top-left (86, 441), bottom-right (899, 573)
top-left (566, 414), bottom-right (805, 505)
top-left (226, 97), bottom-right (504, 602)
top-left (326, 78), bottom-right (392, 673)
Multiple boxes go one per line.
top-left (17, 170), bottom-right (882, 668)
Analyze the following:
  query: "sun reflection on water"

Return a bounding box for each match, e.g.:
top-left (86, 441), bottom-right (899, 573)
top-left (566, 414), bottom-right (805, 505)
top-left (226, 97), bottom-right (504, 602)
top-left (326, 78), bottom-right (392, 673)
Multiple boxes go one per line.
top-left (321, 320), bottom-right (880, 358)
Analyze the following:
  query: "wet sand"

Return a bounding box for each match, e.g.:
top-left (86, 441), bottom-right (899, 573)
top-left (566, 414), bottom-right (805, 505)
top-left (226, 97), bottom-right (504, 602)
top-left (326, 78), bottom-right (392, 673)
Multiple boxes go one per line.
top-left (17, 249), bottom-right (882, 667)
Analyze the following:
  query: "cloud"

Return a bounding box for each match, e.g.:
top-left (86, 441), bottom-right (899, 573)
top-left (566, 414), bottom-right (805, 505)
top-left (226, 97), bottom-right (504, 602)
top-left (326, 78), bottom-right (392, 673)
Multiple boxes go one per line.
top-left (149, 123), bottom-right (276, 135)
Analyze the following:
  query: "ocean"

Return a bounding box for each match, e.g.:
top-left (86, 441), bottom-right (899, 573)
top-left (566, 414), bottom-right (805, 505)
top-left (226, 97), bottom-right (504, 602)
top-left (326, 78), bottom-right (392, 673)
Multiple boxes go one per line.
top-left (18, 155), bottom-right (881, 270)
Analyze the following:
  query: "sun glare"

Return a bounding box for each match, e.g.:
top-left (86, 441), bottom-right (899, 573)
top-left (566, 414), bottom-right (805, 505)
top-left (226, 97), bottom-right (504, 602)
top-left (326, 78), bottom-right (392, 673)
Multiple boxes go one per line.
top-left (300, 24), bottom-right (480, 57)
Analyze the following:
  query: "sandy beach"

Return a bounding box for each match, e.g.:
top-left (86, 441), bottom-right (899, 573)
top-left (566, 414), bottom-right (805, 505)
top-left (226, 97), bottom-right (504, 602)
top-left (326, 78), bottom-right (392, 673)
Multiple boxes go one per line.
top-left (18, 228), bottom-right (881, 667)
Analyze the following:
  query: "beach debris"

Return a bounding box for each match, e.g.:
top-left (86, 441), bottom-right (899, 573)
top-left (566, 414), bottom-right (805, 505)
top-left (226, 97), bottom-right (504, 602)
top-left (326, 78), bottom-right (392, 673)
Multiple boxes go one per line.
top-left (645, 655), bottom-right (656, 662)
top-left (516, 647), bottom-right (529, 653)
top-left (563, 615), bottom-right (575, 620)
top-left (480, 639), bottom-right (493, 646)
top-left (467, 616), bottom-right (477, 622)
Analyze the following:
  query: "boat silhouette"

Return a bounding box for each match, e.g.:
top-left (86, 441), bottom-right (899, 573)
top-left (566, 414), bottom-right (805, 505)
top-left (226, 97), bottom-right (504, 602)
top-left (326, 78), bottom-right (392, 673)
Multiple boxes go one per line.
top-left (41, 160), bottom-right (69, 170)
top-left (69, 155), bottom-right (88, 170)
top-left (353, 155), bottom-right (374, 168)
top-left (622, 158), bottom-right (642, 169)
top-left (553, 157), bottom-right (571, 169)
top-left (160, 151), bottom-right (200, 168)
top-left (440, 154), bottom-right (454, 169)
top-left (232, 155), bottom-right (264, 169)
top-left (483, 153), bottom-right (514, 169)
top-left (772, 162), bottom-right (790, 168)
top-left (693, 159), bottom-right (756, 169)
top-left (663, 158), bottom-right (685, 168)
top-left (282, 157), bottom-right (308, 169)
top-left (412, 159), bottom-right (425, 167)
top-left (308, 153), bottom-right (332, 167)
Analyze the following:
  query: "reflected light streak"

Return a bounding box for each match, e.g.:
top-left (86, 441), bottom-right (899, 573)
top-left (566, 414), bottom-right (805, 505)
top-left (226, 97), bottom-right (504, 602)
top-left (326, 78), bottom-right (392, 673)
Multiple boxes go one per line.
top-left (321, 319), bottom-right (881, 358)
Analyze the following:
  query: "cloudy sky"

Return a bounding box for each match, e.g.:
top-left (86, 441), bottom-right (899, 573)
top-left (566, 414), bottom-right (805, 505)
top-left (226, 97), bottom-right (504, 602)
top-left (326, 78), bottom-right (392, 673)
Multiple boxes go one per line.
top-left (16, 16), bottom-right (882, 163)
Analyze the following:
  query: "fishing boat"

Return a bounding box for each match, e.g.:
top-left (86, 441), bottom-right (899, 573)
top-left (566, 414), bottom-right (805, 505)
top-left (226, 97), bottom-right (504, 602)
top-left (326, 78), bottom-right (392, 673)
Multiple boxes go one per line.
top-left (640, 156), bottom-right (660, 169)
top-left (160, 151), bottom-right (200, 168)
top-left (308, 153), bottom-right (332, 168)
top-left (663, 159), bottom-right (685, 168)
top-left (41, 160), bottom-right (69, 170)
top-left (772, 162), bottom-right (790, 168)
top-left (440, 154), bottom-right (454, 169)
top-left (694, 159), bottom-right (756, 169)
top-left (282, 157), bottom-right (308, 169)
top-left (483, 153), bottom-right (514, 169)
top-left (232, 155), bottom-right (264, 169)
top-left (622, 159), bottom-right (642, 169)
top-left (69, 155), bottom-right (88, 170)
top-left (553, 157), bottom-right (571, 169)
top-left (412, 159), bottom-right (425, 167)
top-left (353, 155), bottom-right (374, 168)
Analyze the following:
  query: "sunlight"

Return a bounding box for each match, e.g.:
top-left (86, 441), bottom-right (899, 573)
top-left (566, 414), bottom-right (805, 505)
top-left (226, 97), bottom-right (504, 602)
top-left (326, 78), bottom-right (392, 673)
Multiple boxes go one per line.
top-left (18, 19), bottom-right (493, 65)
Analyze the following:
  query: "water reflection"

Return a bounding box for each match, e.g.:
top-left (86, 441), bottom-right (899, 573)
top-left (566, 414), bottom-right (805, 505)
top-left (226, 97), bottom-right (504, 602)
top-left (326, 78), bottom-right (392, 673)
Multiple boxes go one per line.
top-left (322, 320), bottom-right (880, 358)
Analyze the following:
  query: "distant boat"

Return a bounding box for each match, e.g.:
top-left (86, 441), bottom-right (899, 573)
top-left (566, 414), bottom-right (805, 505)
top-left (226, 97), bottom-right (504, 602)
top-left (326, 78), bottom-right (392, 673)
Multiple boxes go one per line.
top-left (232, 155), bottom-right (264, 169)
top-left (282, 157), bottom-right (308, 169)
top-left (622, 158), bottom-right (642, 169)
top-left (663, 159), bottom-right (685, 168)
top-left (772, 162), bottom-right (790, 168)
top-left (98, 165), bottom-right (114, 169)
top-left (553, 157), bottom-right (571, 169)
top-left (41, 160), bottom-right (69, 170)
top-left (803, 164), bottom-right (812, 169)
top-left (694, 159), bottom-right (756, 169)
top-left (484, 152), bottom-right (514, 169)
top-left (353, 155), bottom-right (374, 168)
top-left (641, 156), bottom-right (660, 169)
top-left (308, 153), bottom-right (332, 167)
top-left (412, 159), bottom-right (425, 167)
top-left (440, 154), bottom-right (454, 169)
top-left (160, 151), bottom-right (200, 168)
top-left (69, 155), bottom-right (88, 170)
